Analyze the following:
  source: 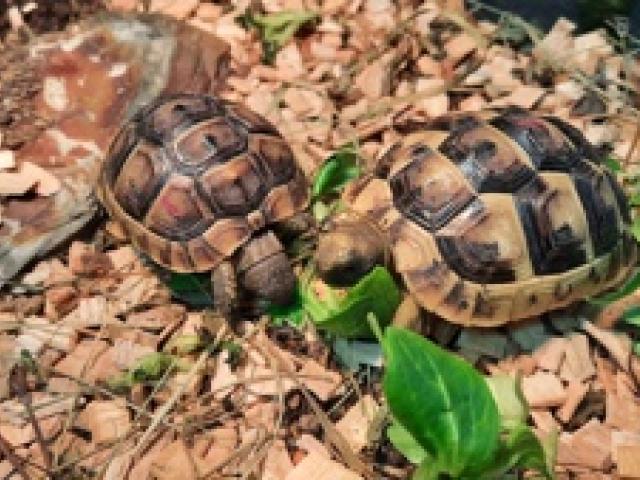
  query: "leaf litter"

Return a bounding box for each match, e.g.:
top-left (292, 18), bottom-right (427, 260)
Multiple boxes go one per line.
top-left (1, 0), bottom-right (640, 478)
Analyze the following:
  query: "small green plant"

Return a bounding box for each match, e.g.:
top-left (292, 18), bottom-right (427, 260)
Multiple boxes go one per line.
top-left (268, 266), bottom-right (401, 337)
top-left (237, 9), bottom-right (319, 64)
top-left (107, 352), bottom-right (186, 392)
top-left (380, 326), bottom-right (555, 480)
top-left (311, 142), bottom-right (362, 222)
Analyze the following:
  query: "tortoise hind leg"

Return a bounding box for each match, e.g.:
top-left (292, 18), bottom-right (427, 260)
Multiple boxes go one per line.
top-left (237, 231), bottom-right (296, 309)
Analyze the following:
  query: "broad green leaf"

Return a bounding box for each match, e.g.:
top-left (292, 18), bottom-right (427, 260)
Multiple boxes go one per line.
top-left (413, 459), bottom-right (441, 480)
top-left (167, 272), bottom-right (213, 308)
top-left (268, 281), bottom-right (307, 327)
top-left (484, 425), bottom-right (555, 480)
top-left (238, 10), bottom-right (319, 64)
top-left (387, 422), bottom-right (428, 465)
top-left (485, 374), bottom-right (529, 430)
top-left (307, 266), bottom-right (401, 338)
top-left (311, 144), bottom-right (361, 200)
top-left (382, 327), bottom-right (501, 478)
top-left (589, 268), bottom-right (640, 306)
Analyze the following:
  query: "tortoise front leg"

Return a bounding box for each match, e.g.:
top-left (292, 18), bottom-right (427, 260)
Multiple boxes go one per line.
top-left (211, 259), bottom-right (240, 316)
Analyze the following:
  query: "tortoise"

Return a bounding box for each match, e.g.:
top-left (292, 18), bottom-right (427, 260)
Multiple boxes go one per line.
top-left (96, 93), bottom-right (310, 315)
top-left (316, 107), bottom-right (638, 327)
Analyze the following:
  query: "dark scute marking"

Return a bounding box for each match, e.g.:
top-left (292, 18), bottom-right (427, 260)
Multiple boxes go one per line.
top-left (542, 115), bottom-right (600, 163)
top-left (604, 169), bottom-right (632, 224)
top-left (528, 294), bottom-right (538, 305)
top-left (136, 93), bottom-right (223, 145)
top-left (175, 118), bottom-right (245, 169)
top-left (429, 114), bottom-right (482, 134)
top-left (113, 148), bottom-right (167, 220)
top-left (515, 196), bottom-right (587, 275)
top-left (490, 109), bottom-right (581, 172)
top-left (103, 123), bottom-right (138, 185)
top-left (249, 135), bottom-right (296, 186)
top-left (389, 148), bottom-right (475, 232)
top-left (436, 235), bottom-right (516, 283)
top-left (473, 292), bottom-right (495, 318)
top-left (225, 102), bottom-right (278, 134)
top-left (406, 260), bottom-right (450, 289)
top-left (439, 127), bottom-right (536, 193)
top-left (572, 173), bottom-right (620, 256)
top-left (200, 156), bottom-right (266, 216)
top-left (443, 281), bottom-right (469, 310)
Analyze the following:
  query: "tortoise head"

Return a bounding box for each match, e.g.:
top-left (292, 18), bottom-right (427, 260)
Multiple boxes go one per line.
top-left (315, 214), bottom-right (387, 287)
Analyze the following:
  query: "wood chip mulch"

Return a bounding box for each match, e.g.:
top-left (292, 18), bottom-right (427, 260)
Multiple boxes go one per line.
top-left (2, 0), bottom-right (640, 479)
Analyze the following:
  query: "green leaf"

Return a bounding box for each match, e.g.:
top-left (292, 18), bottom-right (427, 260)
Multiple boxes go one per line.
top-left (166, 272), bottom-right (213, 308)
top-left (307, 266), bottom-right (401, 338)
top-left (381, 327), bottom-right (501, 478)
top-left (387, 422), bottom-right (429, 465)
top-left (487, 425), bottom-right (555, 480)
top-left (238, 10), bottom-right (319, 64)
top-left (268, 281), bottom-right (307, 327)
top-left (604, 156), bottom-right (622, 173)
top-left (107, 352), bottom-right (179, 392)
top-left (485, 374), bottom-right (529, 431)
top-left (589, 268), bottom-right (640, 306)
top-left (311, 144), bottom-right (361, 200)
top-left (621, 305), bottom-right (640, 328)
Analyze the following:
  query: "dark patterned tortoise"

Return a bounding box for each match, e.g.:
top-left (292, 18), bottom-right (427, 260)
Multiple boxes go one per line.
top-left (97, 93), bottom-right (309, 315)
top-left (316, 107), bottom-right (638, 327)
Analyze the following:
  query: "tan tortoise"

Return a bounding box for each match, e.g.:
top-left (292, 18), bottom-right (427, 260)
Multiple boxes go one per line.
top-left (316, 107), bottom-right (638, 327)
top-left (97, 93), bottom-right (310, 315)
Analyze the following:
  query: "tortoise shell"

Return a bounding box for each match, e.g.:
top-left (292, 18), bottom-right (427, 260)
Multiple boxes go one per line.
top-left (97, 93), bottom-right (309, 273)
top-left (342, 107), bottom-right (637, 326)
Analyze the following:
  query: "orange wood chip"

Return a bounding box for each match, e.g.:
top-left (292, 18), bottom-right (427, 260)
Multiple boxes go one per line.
top-left (521, 372), bottom-right (567, 408)
top-left (335, 395), bottom-right (381, 453)
top-left (285, 451), bottom-right (363, 480)
top-left (263, 439), bottom-right (294, 480)
top-left (557, 382), bottom-right (589, 424)
top-left (77, 400), bottom-right (130, 445)
top-left (617, 445), bottom-right (640, 479)
top-left (298, 359), bottom-right (342, 402)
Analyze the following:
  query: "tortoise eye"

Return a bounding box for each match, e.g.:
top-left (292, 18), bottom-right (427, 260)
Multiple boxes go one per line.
top-left (173, 103), bottom-right (187, 113)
